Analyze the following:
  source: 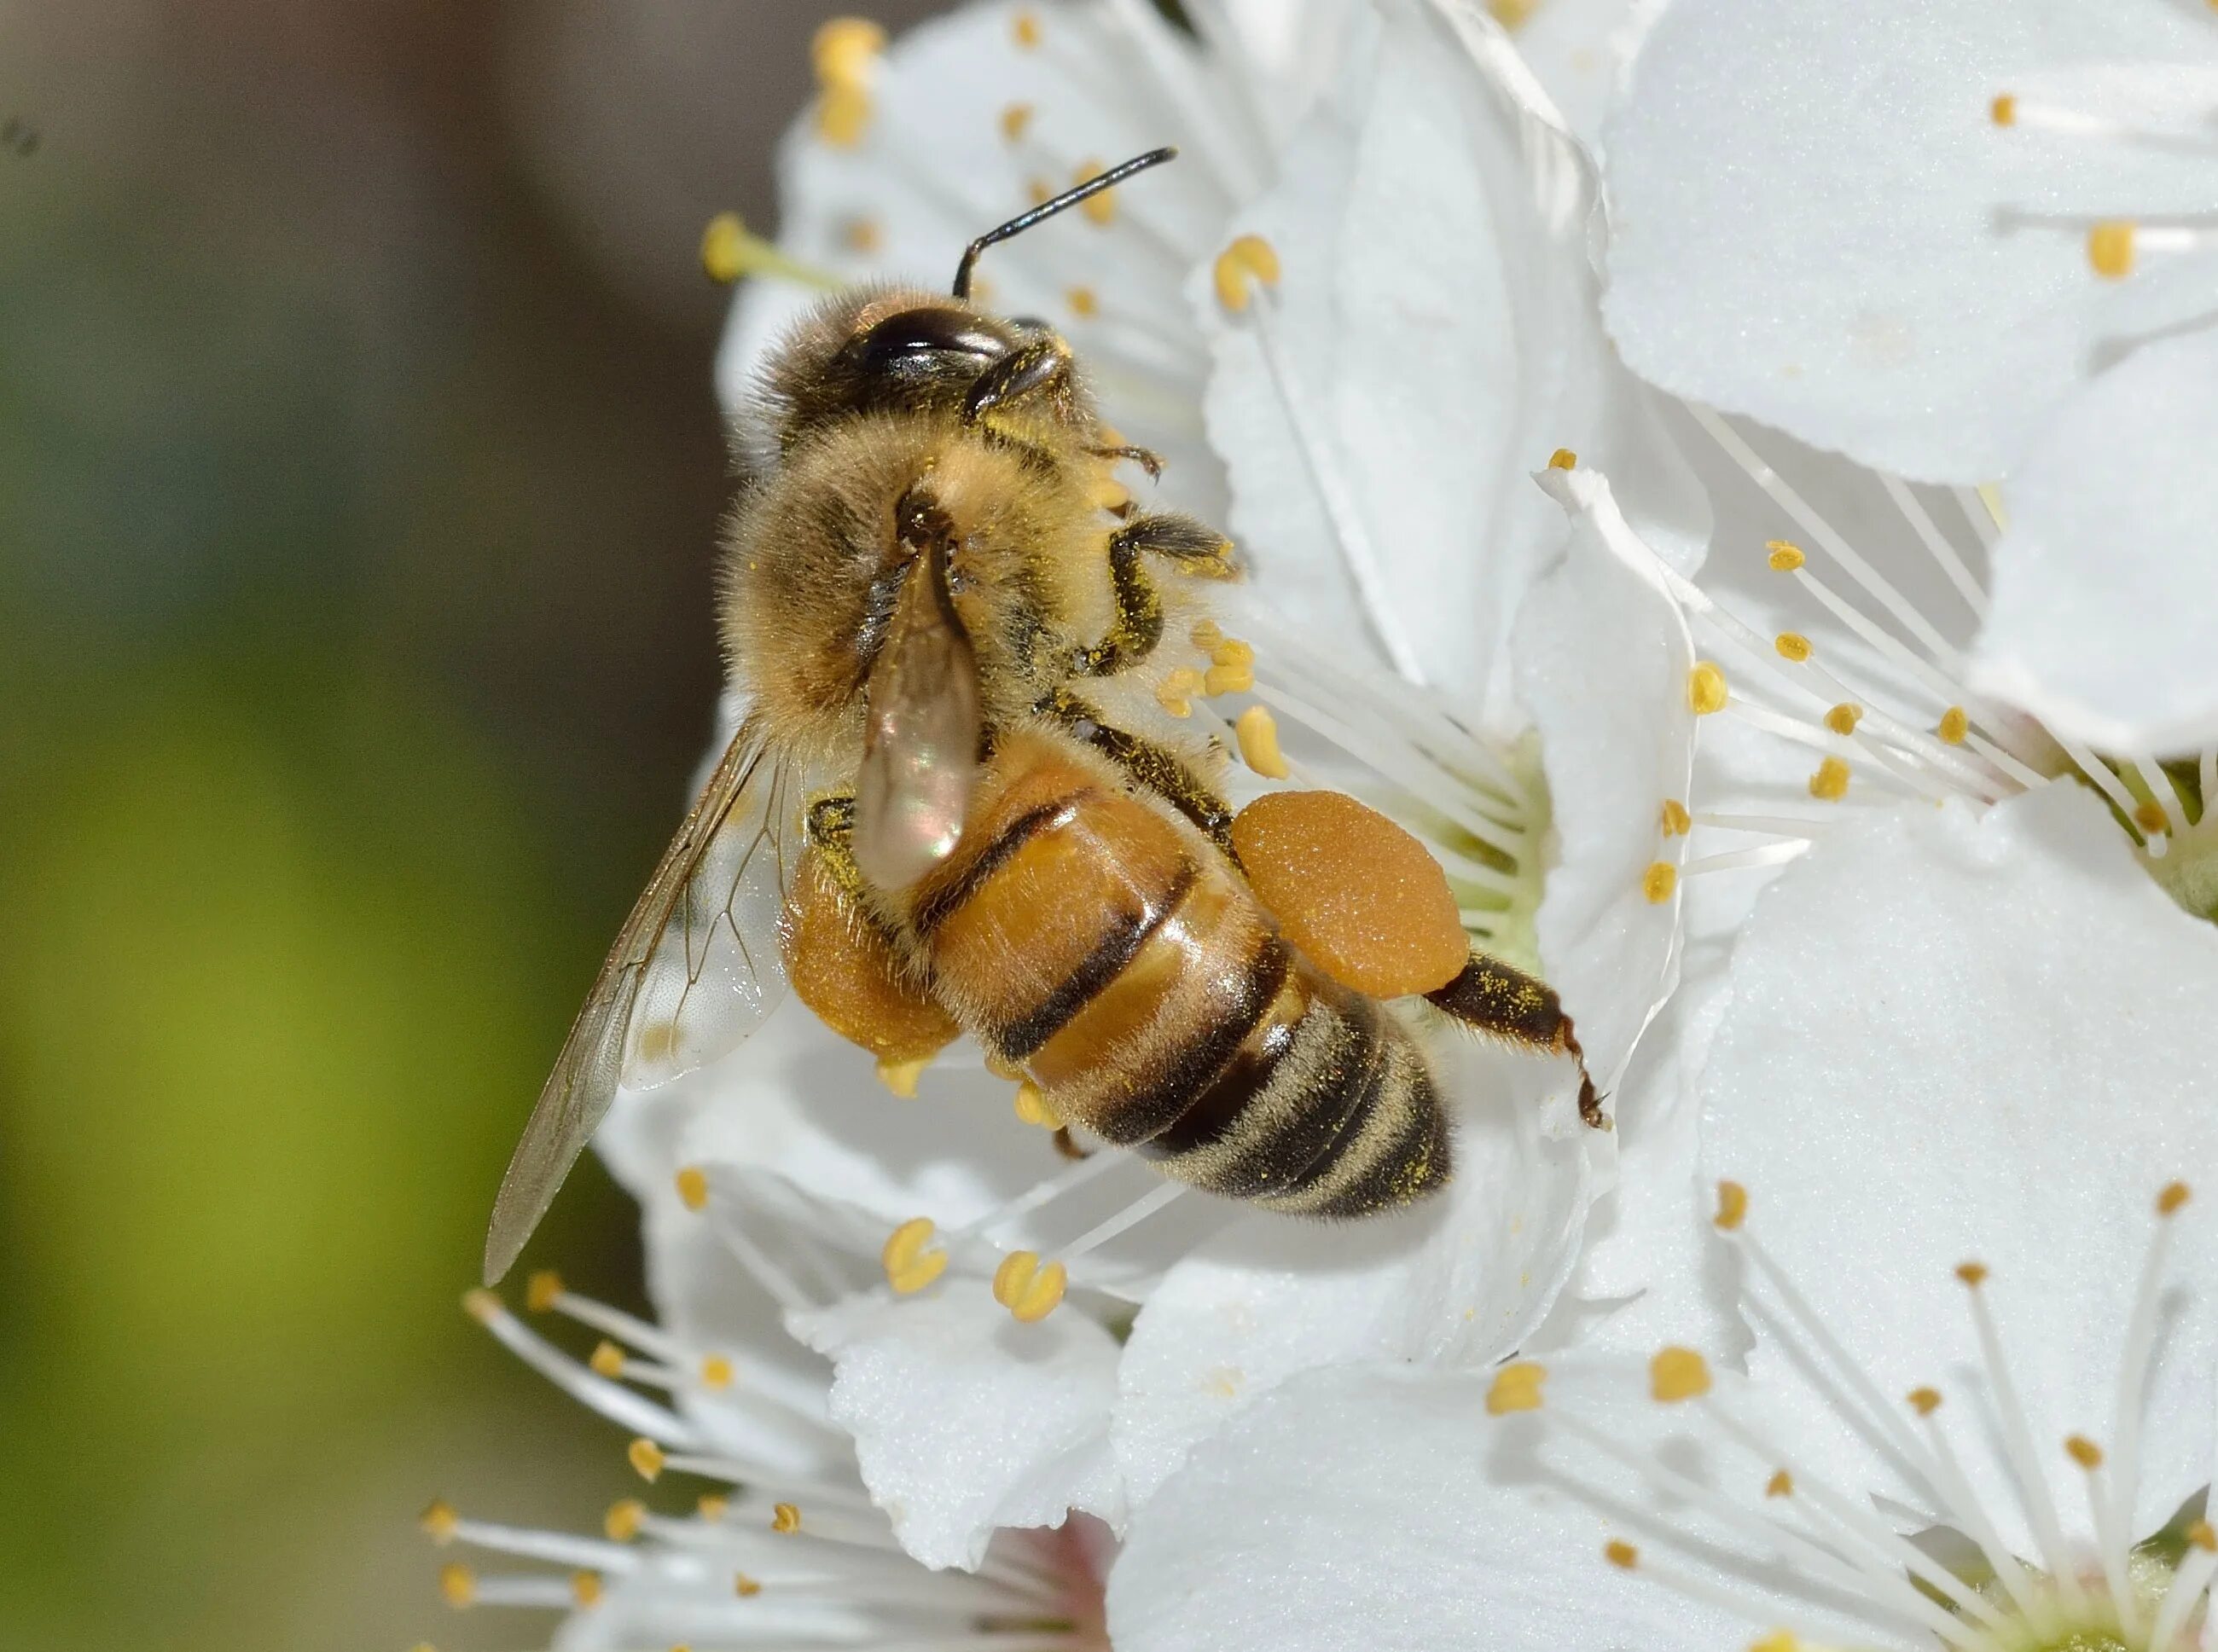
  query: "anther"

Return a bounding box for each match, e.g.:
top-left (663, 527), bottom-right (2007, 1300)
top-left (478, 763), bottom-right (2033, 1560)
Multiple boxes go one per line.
top-left (1764, 1469), bottom-right (1793, 1498)
top-left (1661, 799), bottom-right (1692, 837)
top-left (1808, 756), bottom-right (1851, 802)
top-left (1774, 631), bottom-right (1813, 663)
top-left (1605, 1539), bottom-right (1640, 1569)
top-left (1071, 159), bottom-right (1118, 226)
top-left (439, 1562), bottom-right (475, 1609)
top-left (881, 1216), bottom-right (949, 1295)
top-left (1154, 666), bottom-right (1204, 718)
top-left (1650, 1347), bottom-right (1712, 1403)
top-left (1548, 448), bottom-right (1578, 470)
top-left (629, 1438), bottom-right (666, 1481)
top-left (1751, 1634), bottom-right (1803, 1652)
top-left (2159, 1180), bottom-right (2192, 1215)
top-left (604, 1498), bottom-right (646, 1542)
top-left (1205, 638), bottom-right (1256, 697)
top-left (1068, 286), bottom-right (1100, 318)
top-left (1642, 861), bottom-right (1678, 904)
top-left (1907, 1386), bottom-right (1942, 1416)
top-left (1990, 93), bottom-right (2018, 126)
top-left (735, 1573), bottom-right (764, 1597)
top-left (420, 1498), bottom-right (460, 1542)
top-left (2189, 1520), bottom-right (2216, 1551)
top-left (2135, 801), bottom-right (2170, 836)
top-left (810, 18), bottom-right (885, 83)
top-left (1825, 703), bottom-right (1862, 735)
top-left (697, 1493), bottom-right (729, 1522)
top-left (675, 1167), bottom-right (709, 1211)
top-left (525, 1270), bottom-right (563, 1313)
top-left (1955, 1261), bottom-right (1989, 1288)
top-left (1714, 1180), bottom-right (1748, 1231)
top-left (1936, 706), bottom-right (1970, 745)
top-left (2064, 1435), bottom-right (2104, 1469)
top-left (571, 1570), bottom-right (604, 1609)
top-left (771, 1502), bottom-right (803, 1534)
top-left (991, 1249), bottom-right (1068, 1321)
top-left (875, 1054), bottom-right (929, 1097)
top-left (1486, 1359), bottom-right (1548, 1414)
top-left (462, 1288), bottom-right (501, 1324)
top-left (1235, 704), bottom-right (1289, 778)
top-left (1191, 618), bottom-right (1224, 652)
top-left (1687, 661), bottom-right (1728, 716)
top-left (589, 1339), bottom-right (626, 1379)
top-left (1212, 235), bottom-right (1281, 312)
top-left (999, 102), bottom-right (1033, 142)
top-left (1013, 9), bottom-right (1042, 48)
top-left (843, 217), bottom-right (882, 255)
top-left (2088, 220), bottom-right (2136, 279)
top-left (698, 1354), bottom-right (734, 1389)
top-left (700, 214), bottom-right (839, 290)
top-left (1767, 540), bottom-right (1805, 571)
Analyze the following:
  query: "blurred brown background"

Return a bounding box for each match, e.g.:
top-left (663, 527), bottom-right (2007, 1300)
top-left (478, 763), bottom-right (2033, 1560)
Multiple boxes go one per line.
top-left (0, 2), bottom-right (937, 1646)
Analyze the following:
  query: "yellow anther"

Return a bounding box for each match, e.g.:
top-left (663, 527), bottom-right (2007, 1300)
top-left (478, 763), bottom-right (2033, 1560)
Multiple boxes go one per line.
top-left (1605, 1539), bottom-right (1640, 1570)
top-left (697, 1493), bottom-right (729, 1522)
top-left (1808, 756), bottom-right (1851, 802)
top-left (2159, 1180), bottom-right (2192, 1215)
top-left (1764, 1469), bottom-right (1793, 1498)
top-left (1485, 1359), bottom-right (1548, 1414)
top-left (842, 217), bottom-right (883, 255)
top-left (462, 1288), bottom-right (502, 1324)
top-left (1154, 666), bottom-right (1205, 718)
top-left (589, 1339), bottom-right (627, 1379)
top-left (1990, 93), bottom-right (2018, 127)
top-left (1191, 618), bottom-right (1225, 652)
top-left (1825, 702), bottom-right (1863, 736)
top-left (2088, 220), bottom-right (2136, 279)
top-left (438, 1562), bottom-right (475, 1609)
top-left (1641, 861), bottom-right (1678, 904)
top-left (1013, 1079), bottom-right (1060, 1127)
top-left (1235, 704), bottom-right (1290, 779)
top-left (1213, 234), bottom-right (1282, 312)
top-left (1774, 631), bottom-right (1813, 664)
top-left (604, 1498), bottom-right (647, 1542)
top-left (1767, 539), bottom-right (1806, 571)
top-left (1027, 177), bottom-right (1055, 207)
top-left (1000, 102), bottom-right (1034, 142)
top-left (2189, 1520), bottom-right (2216, 1551)
top-left (810, 18), bottom-right (886, 86)
top-left (572, 1570), bottom-right (604, 1609)
top-left (816, 85), bottom-right (874, 148)
top-left (702, 217), bottom-right (843, 289)
top-left (1661, 798), bottom-right (1693, 838)
top-left (882, 1216), bottom-right (949, 1295)
top-left (1489, 0), bottom-right (1536, 26)
top-left (1956, 1261), bottom-right (1989, 1288)
top-left (1068, 286), bottom-right (1100, 318)
top-left (525, 1270), bottom-right (564, 1313)
top-left (1751, 1633), bottom-right (1803, 1652)
top-left (1205, 657), bottom-right (1256, 698)
top-left (771, 1502), bottom-right (803, 1534)
top-left (1908, 1386), bottom-right (1942, 1416)
top-left (1936, 705), bottom-right (1970, 745)
top-left (2065, 1435), bottom-right (2104, 1469)
top-left (1714, 1180), bottom-right (1748, 1231)
top-left (735, 1573), bottom-right (764, 1597)
top-left (676, 1166), bottom-right (709, 1210)
top-left (1013, 9), bottom-right (1042, 47)
top-left (876, 1053), bottom-right (929, 1097)
top-left (1687, 661), bottom-right (1728, 716)
top-left (1650, 1346), bottom-right (1712, 1403)
top-left (2133, 799), bottom-right (2171, 837)
top-left (1073, 159), bottom-right (1118, 225)
top-left (1547, 448), bottom-right (1578, 470)
top-left (629, 1437), bottom-right (666, 1481)
top-left (699, 1353), bottom-right (735, 1389)
top-left (992, 1249), bottom-right (1068, 1321)
top-left (420, 1498), bottom-right (460, 1542)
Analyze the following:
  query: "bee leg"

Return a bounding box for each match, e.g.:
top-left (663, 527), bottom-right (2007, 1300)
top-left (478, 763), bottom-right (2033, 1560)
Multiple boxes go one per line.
top-left (1425, 954), bottom-right (1607, 1131)
top-left (1051, 1126), bottom-right (1091, 1162)
top-left (1074, 515), bottom-right (1234, 678)
top-left (1087, 442), bottom-right (1164, 481)
top-left (1042, 688), bottom-right (1238, 861)
top-left (961, 336), bottom-right (1075, 424)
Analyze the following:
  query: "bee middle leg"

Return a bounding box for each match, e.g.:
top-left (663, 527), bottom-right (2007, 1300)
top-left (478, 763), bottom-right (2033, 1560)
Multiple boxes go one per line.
top-left (1074, 513), bottom-right (1235, 678)
top-left (1425, 953), bottom-right (1605, 1130)
top-left (1042, 687), bottom-right (1237, 861)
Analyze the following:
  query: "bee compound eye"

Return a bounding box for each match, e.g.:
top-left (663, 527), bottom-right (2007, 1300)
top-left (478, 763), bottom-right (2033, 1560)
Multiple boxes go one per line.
top-left (849, 307), bottom-right (1008, 376)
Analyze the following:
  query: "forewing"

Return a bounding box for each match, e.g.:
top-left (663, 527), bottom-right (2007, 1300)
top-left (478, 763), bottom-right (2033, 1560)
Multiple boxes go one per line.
top-left (851, 548), bottom-right (983, 891)
top-left (483, 720), bottom-right (800, 1283)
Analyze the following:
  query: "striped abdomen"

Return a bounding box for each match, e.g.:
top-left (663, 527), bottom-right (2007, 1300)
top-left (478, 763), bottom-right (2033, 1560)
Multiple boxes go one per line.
top-left (903, 729), bottom-right (1449, 1216)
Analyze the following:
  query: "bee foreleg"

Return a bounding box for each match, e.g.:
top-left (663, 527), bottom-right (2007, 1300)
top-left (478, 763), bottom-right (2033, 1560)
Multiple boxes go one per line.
top-left (1074, 515), bottom-right (1234, 678)
top-left (1086, 442), bottom-right (1164, 481)
top-left (1425, 954), bottom-right (1606, 1131)
top-left (961, 336), bottom-right (1074, 424)
top-left (1042, 689), bottom-right (1238, 860)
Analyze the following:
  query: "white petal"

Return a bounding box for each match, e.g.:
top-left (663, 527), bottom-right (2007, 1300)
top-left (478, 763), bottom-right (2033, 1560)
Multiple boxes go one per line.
top-left (1196, 0), bottom-right (1703, 709)
top-left (1604, 0), bottom-right (2218, 481)
top-left (1501, 0), bottom-right (1668, 148)
top-left (1111, 1046), bottom-right (1591, 1506)
top-left (1110, 1359), bottom-right (1845, 1652)
top-left (787, 1285), bottom-right (1127, 1572)
top-left (1971, 328), bottom-right (2218, 755)
top-left (1702, 783), bottom-right (2218, 1549)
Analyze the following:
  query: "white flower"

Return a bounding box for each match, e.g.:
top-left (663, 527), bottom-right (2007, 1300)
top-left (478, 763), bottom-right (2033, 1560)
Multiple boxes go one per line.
top-left (1105, 782), bottom-right (2218, 1652)
top-left (584, 0), bottom-right (1714, 1577)
top-left (1599, 0), bottom-right (2218, 752)
top-left (420, 1243), bottom-right (1112, 1651)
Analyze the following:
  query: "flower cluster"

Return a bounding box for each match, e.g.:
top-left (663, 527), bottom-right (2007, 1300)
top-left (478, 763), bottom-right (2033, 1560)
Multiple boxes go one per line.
top-left (415, 2), bottom-right (2218, 1649)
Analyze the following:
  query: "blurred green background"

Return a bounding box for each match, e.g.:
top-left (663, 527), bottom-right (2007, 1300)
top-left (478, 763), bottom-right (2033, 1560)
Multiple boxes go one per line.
top-left (0, 2), bottom-right (935, 1645)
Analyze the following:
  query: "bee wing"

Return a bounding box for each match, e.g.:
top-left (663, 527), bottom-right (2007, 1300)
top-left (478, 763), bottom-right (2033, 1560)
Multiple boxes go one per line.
top-left (851, 543), bottom-right (983, 890)
top-left (483, 718), bottom-right (803, 1284)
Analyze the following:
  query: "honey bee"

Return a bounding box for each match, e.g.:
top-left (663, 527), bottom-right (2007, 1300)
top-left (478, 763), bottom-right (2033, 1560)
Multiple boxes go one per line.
top-left (483, 150), bottom-right (1595, 1287)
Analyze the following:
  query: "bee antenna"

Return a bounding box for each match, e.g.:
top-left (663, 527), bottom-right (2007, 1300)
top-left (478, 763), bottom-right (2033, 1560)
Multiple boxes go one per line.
top-left (951, 147), bottom-right (1177, 300)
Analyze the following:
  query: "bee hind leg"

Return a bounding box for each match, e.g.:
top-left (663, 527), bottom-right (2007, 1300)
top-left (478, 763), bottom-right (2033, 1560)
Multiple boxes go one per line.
top-left (1425, 954), bottom-right (1607, 1131)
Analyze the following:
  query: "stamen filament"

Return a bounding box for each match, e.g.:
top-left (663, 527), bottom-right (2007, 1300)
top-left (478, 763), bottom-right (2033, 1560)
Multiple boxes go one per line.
top-left (464, 1293), bottom-right (700, 1446)
top-left (1877, 473), bottom-right (1988, 616)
